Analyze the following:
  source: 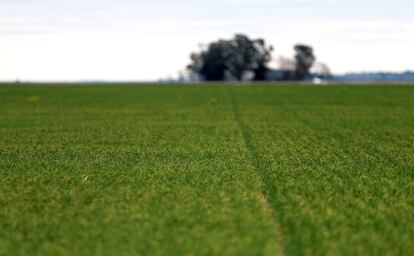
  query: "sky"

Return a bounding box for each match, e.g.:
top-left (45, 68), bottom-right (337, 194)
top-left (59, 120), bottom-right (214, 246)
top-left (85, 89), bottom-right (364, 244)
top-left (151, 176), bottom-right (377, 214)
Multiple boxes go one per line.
top-left (0, 0), bottom-right (413, 81)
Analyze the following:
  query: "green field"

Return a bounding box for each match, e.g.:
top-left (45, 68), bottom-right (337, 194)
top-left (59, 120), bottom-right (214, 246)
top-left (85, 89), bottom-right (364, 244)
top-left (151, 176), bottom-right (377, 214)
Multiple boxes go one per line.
top-left (1, 84), bottom-right (413, 255)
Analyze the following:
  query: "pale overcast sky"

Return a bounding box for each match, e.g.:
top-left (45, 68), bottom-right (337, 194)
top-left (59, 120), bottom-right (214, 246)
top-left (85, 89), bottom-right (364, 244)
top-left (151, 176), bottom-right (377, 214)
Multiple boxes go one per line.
top-left (0, 0), bottom-right (413, 81)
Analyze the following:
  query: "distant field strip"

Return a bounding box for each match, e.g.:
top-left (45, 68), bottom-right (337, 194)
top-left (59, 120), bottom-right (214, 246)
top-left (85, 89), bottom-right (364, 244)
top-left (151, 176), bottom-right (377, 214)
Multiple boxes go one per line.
top-left (0, 84), bottom-right (413, 255)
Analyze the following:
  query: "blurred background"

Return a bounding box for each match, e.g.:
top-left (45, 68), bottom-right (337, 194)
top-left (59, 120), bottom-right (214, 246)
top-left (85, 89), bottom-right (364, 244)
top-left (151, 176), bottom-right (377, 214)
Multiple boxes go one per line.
top-left (0, 0), bottom-right (413, 82)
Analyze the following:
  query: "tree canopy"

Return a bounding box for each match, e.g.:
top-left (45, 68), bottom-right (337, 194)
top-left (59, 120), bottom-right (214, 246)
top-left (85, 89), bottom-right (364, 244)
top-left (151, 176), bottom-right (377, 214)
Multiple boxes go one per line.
top-left (187, 34), bottom-right (273, 81)
top-left (294, 44), bottom-right (316, 80)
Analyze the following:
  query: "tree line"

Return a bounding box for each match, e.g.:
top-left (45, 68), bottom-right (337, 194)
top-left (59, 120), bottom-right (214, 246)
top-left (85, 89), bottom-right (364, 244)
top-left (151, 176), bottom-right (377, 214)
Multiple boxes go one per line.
top-left (187, 34), bottom-right (331, 82)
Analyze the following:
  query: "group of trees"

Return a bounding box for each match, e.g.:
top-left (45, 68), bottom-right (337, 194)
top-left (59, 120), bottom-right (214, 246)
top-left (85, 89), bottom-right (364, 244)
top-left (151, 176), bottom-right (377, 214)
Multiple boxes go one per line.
top-left (187, 34), bottom-right (273, 81)
top-left (187, 34), bottom-right (331, 81)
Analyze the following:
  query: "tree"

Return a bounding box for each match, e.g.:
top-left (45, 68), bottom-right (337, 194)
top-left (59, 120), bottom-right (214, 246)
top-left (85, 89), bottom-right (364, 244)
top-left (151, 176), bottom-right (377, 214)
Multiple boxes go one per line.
top-left (294, 44), bottom-right (315, 80)
top-left (187, 41), bottom-right (228, 81)
top-left (187, 34), bottom-right (273, 81)
top-left (312, 62), bottom-right (332, 79)
top-left (251, 39), bottom-right (273, 81)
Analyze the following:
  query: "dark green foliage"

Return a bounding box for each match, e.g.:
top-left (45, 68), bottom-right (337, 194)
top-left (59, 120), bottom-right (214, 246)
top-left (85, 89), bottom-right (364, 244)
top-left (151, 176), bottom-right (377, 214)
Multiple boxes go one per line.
top-left (294, 44), bottom-right (316, 80)
top-left (188, 41), bottom-right (228, 81)
top-left (187, 34), bottom-right (273, 81)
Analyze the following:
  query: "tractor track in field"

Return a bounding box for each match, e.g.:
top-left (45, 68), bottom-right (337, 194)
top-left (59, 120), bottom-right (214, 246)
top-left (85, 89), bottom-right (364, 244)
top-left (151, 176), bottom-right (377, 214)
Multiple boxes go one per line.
top-left (228, 88), bottom-right (285, 256)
